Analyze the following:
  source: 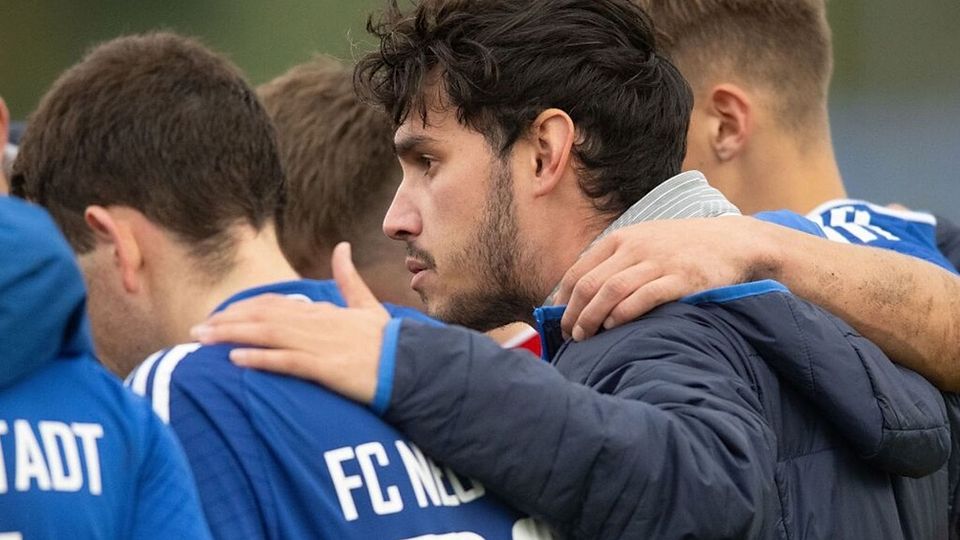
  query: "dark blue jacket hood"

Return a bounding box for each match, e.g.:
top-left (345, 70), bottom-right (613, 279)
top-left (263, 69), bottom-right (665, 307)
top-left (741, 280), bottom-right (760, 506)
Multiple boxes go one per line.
top-left (0, 197), bottom-right (94, 388)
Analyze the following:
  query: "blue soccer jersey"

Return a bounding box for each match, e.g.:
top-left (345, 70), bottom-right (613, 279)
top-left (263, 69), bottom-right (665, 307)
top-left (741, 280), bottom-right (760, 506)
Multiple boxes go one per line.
top-left (125, 280), bottom-right (552, 540)
top-left (806, 198), bottom-right (957, 272)
top-left (757, 199), bottom-right (958, 273)
top-left (0, 197), bottom-right (211, 539)
top-left (0, 358), bottom-right (213, 540)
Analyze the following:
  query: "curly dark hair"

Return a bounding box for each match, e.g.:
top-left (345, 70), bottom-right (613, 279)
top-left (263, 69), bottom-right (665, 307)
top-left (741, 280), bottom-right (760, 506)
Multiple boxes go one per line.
top-left (355, 0), bottom-right (693, 216)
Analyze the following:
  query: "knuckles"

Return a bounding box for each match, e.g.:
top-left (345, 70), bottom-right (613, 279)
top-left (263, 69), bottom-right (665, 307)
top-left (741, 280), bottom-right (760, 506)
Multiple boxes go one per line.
top-left (575, 274), bottom-right (603, 299)
top-left (602, 273), bottom-right (633, 299)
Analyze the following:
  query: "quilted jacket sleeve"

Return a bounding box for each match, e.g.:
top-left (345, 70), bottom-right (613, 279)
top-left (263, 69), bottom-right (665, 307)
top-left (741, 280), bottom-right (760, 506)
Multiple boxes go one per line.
top-left (709, 289), bottom-right (950, 477)
top-left (936, 215), bottom-right (960, 271)
top-left (383, 318), bottom-right (778, 539)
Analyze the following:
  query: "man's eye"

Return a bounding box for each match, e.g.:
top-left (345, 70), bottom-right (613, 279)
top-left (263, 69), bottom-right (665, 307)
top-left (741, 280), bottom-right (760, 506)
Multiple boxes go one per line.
top-left (419, 156), bottom-right (436, 173)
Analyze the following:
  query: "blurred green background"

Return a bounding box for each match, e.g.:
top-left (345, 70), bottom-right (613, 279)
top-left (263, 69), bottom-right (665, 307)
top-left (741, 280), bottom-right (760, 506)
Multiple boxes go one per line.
top-left (2, 0), bottom-right (958, 215)
top-left (1, 0), bottom-right (382, 117)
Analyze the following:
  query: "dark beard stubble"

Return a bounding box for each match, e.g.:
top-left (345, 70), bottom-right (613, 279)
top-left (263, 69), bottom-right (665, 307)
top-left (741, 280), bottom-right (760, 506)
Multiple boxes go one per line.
top-left (434, 161), bottom-right (546, 331)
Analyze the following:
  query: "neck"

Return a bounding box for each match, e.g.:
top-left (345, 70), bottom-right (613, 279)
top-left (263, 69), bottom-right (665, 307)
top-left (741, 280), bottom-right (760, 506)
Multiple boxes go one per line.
top-left (157, 224), bottom-right (300, 345)
top-left (735, 125), bottom-right (847, 215)
top-left (528, 198), bottom-right (609, 306)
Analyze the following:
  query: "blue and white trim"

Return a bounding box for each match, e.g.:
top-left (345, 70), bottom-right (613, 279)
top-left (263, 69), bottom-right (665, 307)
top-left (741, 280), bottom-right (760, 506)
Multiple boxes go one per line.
top-left (125, 343), bottom-right (201, 423)
top-left (807, 198), bottom-right (938, 245)
top-left (807, 198), bottom-right (938, 227)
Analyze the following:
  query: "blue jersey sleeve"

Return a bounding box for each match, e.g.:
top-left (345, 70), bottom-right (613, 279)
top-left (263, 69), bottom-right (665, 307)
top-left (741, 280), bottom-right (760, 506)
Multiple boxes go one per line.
top-left (132, 410), bottom-right (213, 540)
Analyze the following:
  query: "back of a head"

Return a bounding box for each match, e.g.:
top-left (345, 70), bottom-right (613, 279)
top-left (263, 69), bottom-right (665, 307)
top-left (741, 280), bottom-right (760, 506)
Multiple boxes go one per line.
top-left (11, 32), bottom-right (285, 274)
top-left (636, 0), bottom-right (833, 131)
top-left (355, 0), bottom-right (693, 216)
top-left (258, 57), bottom-right (400, 277)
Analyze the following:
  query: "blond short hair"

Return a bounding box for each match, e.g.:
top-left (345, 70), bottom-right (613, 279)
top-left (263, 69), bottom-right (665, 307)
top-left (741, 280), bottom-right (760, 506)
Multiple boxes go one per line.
top-left (258, 56), bottom-right (400, 276)
top-left (637, 0), bottom-right (833, 131)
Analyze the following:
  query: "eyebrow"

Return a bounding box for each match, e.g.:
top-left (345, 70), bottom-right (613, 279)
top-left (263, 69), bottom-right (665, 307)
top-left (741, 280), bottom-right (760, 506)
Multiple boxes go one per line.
top-left (393, 134), bottom-right (439, 158)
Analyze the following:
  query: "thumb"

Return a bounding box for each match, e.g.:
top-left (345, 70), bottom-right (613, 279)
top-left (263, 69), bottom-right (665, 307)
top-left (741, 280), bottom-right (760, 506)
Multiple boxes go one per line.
top-left (332, 242), bottom-right (381, 309)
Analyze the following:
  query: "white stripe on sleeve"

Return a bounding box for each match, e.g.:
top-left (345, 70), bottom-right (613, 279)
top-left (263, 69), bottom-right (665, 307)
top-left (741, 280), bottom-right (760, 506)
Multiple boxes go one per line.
top-left (151, 343), bottom-right (201, 423)
top-left (126, 350), bottom-right (166, 396)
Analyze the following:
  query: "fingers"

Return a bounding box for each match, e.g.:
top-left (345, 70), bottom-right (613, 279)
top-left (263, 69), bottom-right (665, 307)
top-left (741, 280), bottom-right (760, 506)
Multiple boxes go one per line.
top-left (230, 345), bottom-right (377, 405)
top-left (560, 254), bottom-right (618, 339)
top-left (560, 246), bottom-right (646, 338)
top-left (566, 262), bottom-right (663, 340)
top-left (191, 320), bottom-right (290, 349)
top-left (554, 236), bottom-right (619, 306)
top-left (600, 274), bottom-right (688, 330)
top-left (332, 242), bottom-right (381, 310)
top-left (569, 274), bottom-right (689, 338)
top-left (230, 348), bottom-right (321, 382)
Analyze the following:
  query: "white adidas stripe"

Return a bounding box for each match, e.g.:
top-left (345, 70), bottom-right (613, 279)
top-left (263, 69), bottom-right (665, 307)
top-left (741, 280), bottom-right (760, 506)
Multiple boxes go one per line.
top-left (126, 350), bottom-right (165, 396)
top-left (150, 343), bottom-right (201, 423)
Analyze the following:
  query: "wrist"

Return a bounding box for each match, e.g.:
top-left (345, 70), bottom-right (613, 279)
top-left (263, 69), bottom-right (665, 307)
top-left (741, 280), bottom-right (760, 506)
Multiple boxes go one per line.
top-left (741, 216), bottom-right (786, 283)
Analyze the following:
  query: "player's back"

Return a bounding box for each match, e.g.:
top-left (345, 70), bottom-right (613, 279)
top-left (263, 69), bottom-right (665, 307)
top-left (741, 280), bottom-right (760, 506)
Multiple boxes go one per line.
top-left (0, 356), bottom-right (210, 538)
top-left (127, 280), bottom-right (551, 540)
top-left (805, 198), bottom-right (958, 272)
top-left (0, 197), bottom-right (210, 539)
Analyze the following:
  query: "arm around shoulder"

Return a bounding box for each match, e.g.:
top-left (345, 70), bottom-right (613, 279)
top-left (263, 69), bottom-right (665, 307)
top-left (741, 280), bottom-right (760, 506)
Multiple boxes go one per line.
top-left (756, 219), bottom-right (960, 391)
top-left (383, 318), bottom-right (778, 539)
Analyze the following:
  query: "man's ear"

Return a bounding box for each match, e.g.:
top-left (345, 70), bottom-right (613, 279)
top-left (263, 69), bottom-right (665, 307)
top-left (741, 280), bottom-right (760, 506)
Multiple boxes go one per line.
top-left (704, 84), bottom-right (752, 162)
top-left (84, 206), bottom-right (144, 294)
top-left (528, 108), bottom-right (576, 197)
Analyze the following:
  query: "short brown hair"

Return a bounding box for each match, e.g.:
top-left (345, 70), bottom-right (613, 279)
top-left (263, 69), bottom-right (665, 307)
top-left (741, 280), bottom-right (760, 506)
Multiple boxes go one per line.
top-left (637, 0), bottom-right (832, 131)
top-left (12, 32), bottom-right (284, 275)
top-left (258, 56), bottom-right (400, 275)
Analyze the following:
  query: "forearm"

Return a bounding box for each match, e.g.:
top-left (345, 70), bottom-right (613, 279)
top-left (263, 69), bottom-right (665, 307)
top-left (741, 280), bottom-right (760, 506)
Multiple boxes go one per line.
top-left (752, 218), bottom-right (960, 391)
top-left (386, 320), bottom-right (775, 538)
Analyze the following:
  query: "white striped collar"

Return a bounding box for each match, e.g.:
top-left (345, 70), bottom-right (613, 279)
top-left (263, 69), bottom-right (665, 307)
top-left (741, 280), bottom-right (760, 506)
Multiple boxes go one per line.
top-left (594, 170), bottom-right (740, 245)
top-left (544, 171), bottom-right (739, 304)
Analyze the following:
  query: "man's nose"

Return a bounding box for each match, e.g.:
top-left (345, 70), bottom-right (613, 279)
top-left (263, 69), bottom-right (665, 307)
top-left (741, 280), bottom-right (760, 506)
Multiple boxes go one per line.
top-left (383, 183), bottom-right (422, 241)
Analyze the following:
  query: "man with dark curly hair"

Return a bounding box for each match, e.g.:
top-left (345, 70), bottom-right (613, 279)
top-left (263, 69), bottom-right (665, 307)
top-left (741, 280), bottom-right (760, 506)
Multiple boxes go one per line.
top-left (195, 1), bottom-right (952, 537)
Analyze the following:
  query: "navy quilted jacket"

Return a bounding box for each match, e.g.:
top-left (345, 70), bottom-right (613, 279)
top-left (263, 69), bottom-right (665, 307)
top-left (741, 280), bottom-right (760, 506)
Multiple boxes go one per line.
top-left (379, 281), bottom-right (950, 539)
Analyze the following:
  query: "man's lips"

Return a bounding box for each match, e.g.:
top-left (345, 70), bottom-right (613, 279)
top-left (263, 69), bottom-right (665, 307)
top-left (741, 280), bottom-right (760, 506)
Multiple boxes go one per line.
top-left (405, 257), bottom-right (429, 274)
top-left (406, 257), bottom-right (433, 290)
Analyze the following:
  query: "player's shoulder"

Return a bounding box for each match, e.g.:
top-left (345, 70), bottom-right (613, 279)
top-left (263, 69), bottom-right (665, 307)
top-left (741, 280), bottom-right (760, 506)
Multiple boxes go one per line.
top-left (124, 342), bottom-right (241, 422)
top-left (12, 353), bottom-right (156, 424)
top-left (807, 198), bottom-right (938, 233)
top-left (809, 198), bottom-right (935, 220)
